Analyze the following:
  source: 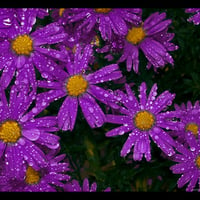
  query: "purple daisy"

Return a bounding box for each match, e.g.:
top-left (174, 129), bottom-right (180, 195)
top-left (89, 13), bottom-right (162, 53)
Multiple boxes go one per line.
top-left (64, 178), bottom-right (111, 192)
top-left (170, 131), bottom-right (200, 192)
top-left (23, 44), bottom-right (122, 131)
top-left (117, 12), bottom-right (178, 73)
top-left (68, 8), bottom-right (142, 41)
top-left (170, 100), bottom-right (200, 145)
top-left (0, 72), bottom-right (60, 180)
top-left (0, 149), bottom-right (71, 192)
top-left (105, 82), bottom-right (182, 161)
top-left (185, 8), bottom-right (200, 25)
top-left (0, 8), bottom-right (67, 89)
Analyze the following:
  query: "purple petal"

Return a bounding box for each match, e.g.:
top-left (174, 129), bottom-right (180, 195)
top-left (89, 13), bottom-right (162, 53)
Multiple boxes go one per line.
top-left (86, 64), bottom-right (122, 84)
top-left (79, 93), bottom-right (105, 128)
top-left (58, 96), bottom-right (78, 131)
top-left (22, 128), bottom-right (40, 141)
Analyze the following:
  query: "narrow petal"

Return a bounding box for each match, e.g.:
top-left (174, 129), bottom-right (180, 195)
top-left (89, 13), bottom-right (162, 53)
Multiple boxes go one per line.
top-left (79, 93), bottom-right (105, 128)
top-left (58, 96), bottom-right (78, 131)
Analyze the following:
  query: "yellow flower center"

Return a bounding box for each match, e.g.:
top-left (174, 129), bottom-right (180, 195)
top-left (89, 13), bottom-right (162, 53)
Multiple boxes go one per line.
top-left (185, 123), bottom-right (199, 137)
top-left (25, 166), bottom-right (41, 185)
top-left (66, 75), bottom-right (88, 97)
top-left (126, 26), bottom-right (146, 45)
top-left (11, 34), bottom-right (33, 56)
top-left (134, 110), bottom-right (155, 131)
top-left (59, 8), bottom-right (65, 17)
top-left (195, 155), bottom-right (200, 168)
top-left (94, 8), bottom-right (112, 13)
top-left (0, 120), bottom-right (21, 143)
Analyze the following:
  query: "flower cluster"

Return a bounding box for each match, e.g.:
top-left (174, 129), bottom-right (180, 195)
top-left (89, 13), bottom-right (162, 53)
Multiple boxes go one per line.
top-left (0, 7), bottom-right (200, 192)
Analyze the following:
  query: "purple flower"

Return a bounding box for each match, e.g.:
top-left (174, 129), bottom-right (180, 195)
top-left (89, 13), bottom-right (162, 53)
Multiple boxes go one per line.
top-left (0, 8), bottom-right (67, 89)
top-left (68, 8), bottom-right (142, 41)
top-left (105, 82), bottom-right (182, 161)
top-left (185, 8), bottom-right (200, 25)
top-left (25, 44), bottom-right (122, 131)
top-left (0, 149), bottom-right (71, 192)
top-left (170, 131), bottom-right (200, 192)
top-left (170, 100), bottom-right (200, 145)
top-left (0, 75), bottom-right (60, 180)
top-left (64, 178), bottom-right (111, 192)
top-left (118, 12), bottom-right (178, 73)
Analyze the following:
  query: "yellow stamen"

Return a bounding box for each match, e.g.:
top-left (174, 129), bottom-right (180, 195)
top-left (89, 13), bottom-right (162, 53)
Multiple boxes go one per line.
top-left (91, 35), bottom-right (100, 47)
top-left (25, 166), bottom-right (40, 185)
top-left (66, 75), bottom-right (88, 97)
top-left (134, 110), bottom-right (155, 131)
top-left (195, 155), bottom-right (200, 168)
top-left (94, 8), bottom-right (112, 13)
top-left (0, 120), bottom-right (21, 143)
top-left (185, 123), bottom-right (198, 137)
top-left (126, 26), bottom-right (146, 45)
top-left (11, 34), bottom-right (33, 56)
top-left (59, 8), bottom-right (65, 17)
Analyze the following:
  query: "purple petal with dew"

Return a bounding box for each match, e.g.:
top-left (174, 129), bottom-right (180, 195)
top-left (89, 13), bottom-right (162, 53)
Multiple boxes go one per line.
top-left (185, 131), bottom-right (199, 152)
top-left (170, 162), bottom-right (194, 174)
top-left (4, 145), bottom-right (26, 180)
top-left (139, 82), bottom-right (147, 109)
top-left (87, 64), bottom-right (122, 84)
top-left (33, 33), bottom-right (68, 46)
top-left (37, 80), bottom-right (64, 90)
top-left (87, 85), bottom-right (119, 109)
top-left (99, 16), bottom-right (111, 40)
top-left (0, 62), bottom-right (16, 89)
top-left (20, 89), bottom-right (66, 122)
top-left (143, 12), bottom-right (166, 31)
top-left (23, 139), bottom-right (47, 169)
top-left (58, 96), bottom-right (78, 131)
top-left (151, 90), bottom-right (175, 114)
top-left (106, 124), bottom-right (131, 137)
top-left (186, 170), bottom-right (199, 192)
top-left (120, 131), bottom-right (138, 157)
top-left (36, 132), bottom-right (60, 150)
top-left (22, 128), bottom-right (40, 141)
top-left (105, 114), bottom-right (132, 125)
top-left (147, 19), bottom-right (172, 36)
top-left (15, 55), bottom-right (27, 69)
top-left (79, 93), bottom-right (105, 128)
top-left (149, 128), bottom-right (175, 156)
top-left (177, 171), bottom-right (193, 189)
top-left (109, 12), bottom-right (128, 36)
top-left (0, 89), bottom-right (9, 121)
top-left (22, 116), bottom-right (57, 129)
top-left (124, 83), bottom-right (140, 110)
top-left (31, 22), bottom-right (64, 38)
top-left (73, 44), bottom-right (93, 75)
top-left (146, 83), bottom-right (158, 110)
top-left (32, 51), bottom-right (67, 81)
top-left (35, 47), bottom-right (68, 63)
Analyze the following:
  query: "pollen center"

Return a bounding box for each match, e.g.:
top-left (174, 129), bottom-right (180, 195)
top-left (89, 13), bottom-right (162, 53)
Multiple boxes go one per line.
top-left (0, 120), bottom-right (21, 143)
top-left (185, 123), bottom-right (198, 137)
top-left (134, 110), bottom-right (155, 131)
top-left (11, 34), bottom-right (33, 56)
top-left (25, 166), bottom-right (40, 185)
top-left (195, 155), bottom-right (200, 168)
top-left (126, 26), bottom-right (146, 45)
top-left (59, 8), bottom-right (65, 16)
top-left (94, 8), bottom-right (112, 13)
top-left (66, 75), bottom-right (88, 97)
